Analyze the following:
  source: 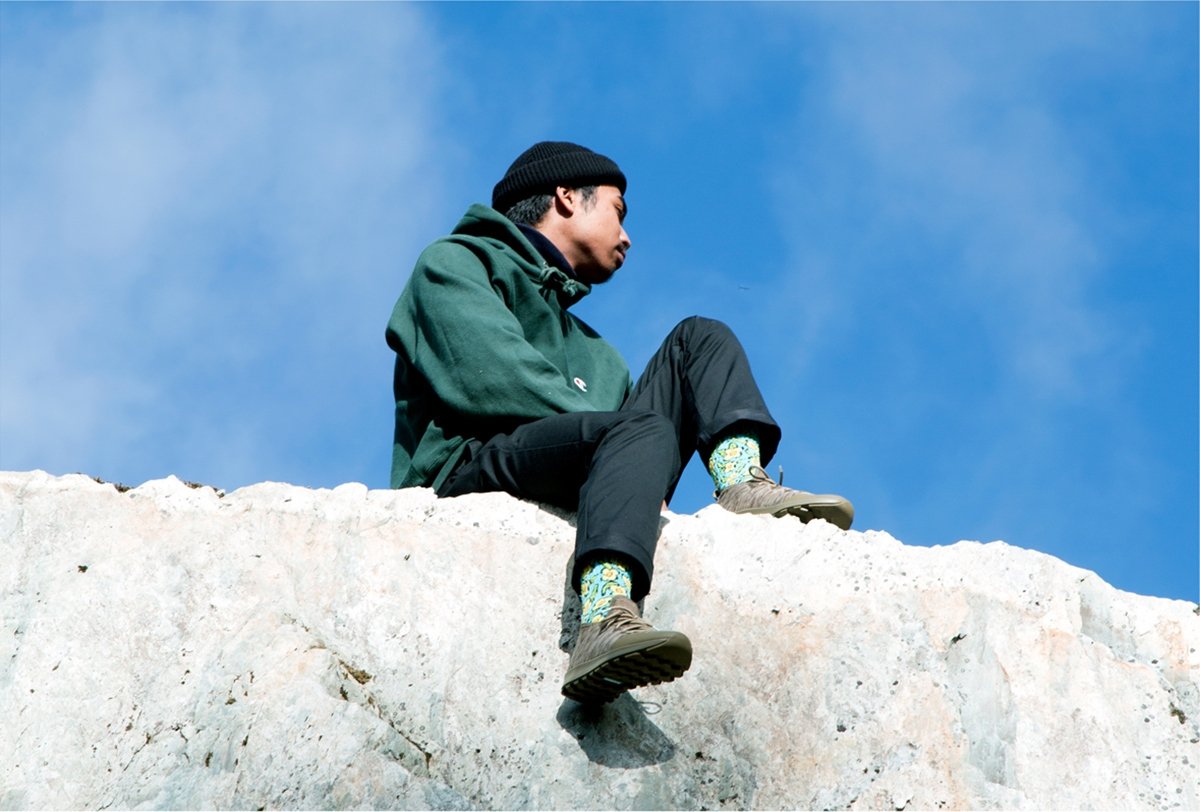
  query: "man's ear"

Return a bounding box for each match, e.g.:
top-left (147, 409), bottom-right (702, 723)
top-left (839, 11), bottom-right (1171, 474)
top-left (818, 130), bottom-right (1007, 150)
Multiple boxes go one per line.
top-left (552, 186), bottom-right (578, 217)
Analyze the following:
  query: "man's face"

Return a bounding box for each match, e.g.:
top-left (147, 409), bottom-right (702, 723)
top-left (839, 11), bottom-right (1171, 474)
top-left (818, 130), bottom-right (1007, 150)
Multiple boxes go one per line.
top-left (565, 184), bottom-right (631, 285)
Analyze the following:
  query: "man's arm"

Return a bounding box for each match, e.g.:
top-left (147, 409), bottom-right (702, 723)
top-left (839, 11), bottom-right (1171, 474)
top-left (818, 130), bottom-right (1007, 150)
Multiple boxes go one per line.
top-left (387, 240), bottom-right (602, 420)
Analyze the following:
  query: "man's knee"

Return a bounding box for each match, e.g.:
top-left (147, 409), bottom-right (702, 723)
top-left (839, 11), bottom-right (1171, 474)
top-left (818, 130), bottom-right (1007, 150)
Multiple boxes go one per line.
top-left (672, 315), bottom-right (735, 344)
top-left (613, 409), bottom-right (677, 446)
top-left (605, 409), bottom-right (680, 473)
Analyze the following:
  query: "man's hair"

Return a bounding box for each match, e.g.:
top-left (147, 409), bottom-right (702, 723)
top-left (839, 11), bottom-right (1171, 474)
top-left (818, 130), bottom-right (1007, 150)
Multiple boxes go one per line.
top-left (504, 186), bottom-right (597, 226)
